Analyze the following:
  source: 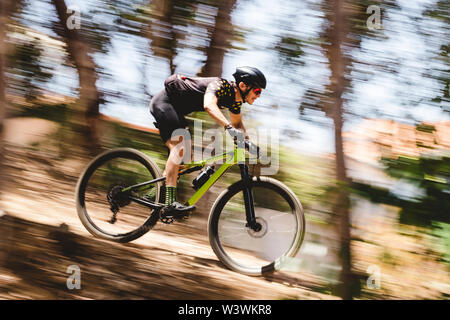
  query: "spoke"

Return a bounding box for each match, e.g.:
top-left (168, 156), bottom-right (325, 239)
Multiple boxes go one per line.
top-left (220, 232), bottom-right (247, 240)
top-left (221, 219), bottom-right (247, 225)
top-left (269, 212), bottom-right (290, 220)
top-left (268, 229), bottom-right (296, 234)
top-left (221, 225), bottom-right (246, 230)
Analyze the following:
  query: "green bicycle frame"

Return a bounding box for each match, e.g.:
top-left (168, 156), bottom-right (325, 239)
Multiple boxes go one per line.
top-left (124, 146), bottom-right (246, 207)
top-left (186, 146), bottom-right (245, 206)
top-left (123, 144), bottom-right (261, 230)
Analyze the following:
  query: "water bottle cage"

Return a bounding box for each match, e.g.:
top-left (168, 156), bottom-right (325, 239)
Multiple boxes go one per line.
top-left (192, 166), bottom-right (215, 190)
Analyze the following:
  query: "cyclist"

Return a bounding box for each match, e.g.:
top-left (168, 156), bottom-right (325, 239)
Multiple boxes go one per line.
top-left (149, 66), bottom-right (266, 217)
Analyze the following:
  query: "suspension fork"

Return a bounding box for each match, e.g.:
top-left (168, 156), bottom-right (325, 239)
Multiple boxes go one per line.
top-left (239, 164), bottom-right (261, 232)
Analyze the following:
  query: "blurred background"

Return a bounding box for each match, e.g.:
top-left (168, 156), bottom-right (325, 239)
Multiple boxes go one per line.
top-left (0, 0), bottom-right (448, 300)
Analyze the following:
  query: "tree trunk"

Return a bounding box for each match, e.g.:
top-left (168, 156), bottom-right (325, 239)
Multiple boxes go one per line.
top-left (193, 0), bottom-right (236, 216)
top-left (0, 3), bottom-right (7, 203)
top-left (197, 0), bottom-right (236, 77)
top-left (0, 0), bottom-right (18, 207)
top-left (333, 111), bottom-right (353, 300)
top-left (323, 0), bottom-right (354, 300)
top-left (147, 0), bottom-right (177, 74)
top-left (51, 0), bottom-right (101, 155)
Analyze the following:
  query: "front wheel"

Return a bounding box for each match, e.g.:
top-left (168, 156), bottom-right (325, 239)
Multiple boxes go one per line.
top-left (208, 176), bottom-right (306, 276)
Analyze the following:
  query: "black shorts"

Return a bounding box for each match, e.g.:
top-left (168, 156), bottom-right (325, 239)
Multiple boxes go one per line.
top-left (150, 89), bottom-right (189, 143)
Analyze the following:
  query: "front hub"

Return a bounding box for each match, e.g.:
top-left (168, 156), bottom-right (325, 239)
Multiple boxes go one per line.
top-left (247, 217), bottom-right (268, 238)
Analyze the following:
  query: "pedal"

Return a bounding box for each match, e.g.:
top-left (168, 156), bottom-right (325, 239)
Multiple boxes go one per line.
top-left (159, 206), bottom-right (193, 223)
top-left (174, 205), bottom-right (196, 221)
top-left (160, 216), bottom-right (174, 224)
top-left (160, 210), bottom-right (190, 221)
top-left (173, 211), bottom-right (192, 221)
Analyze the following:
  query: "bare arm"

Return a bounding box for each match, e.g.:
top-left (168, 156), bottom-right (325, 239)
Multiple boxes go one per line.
top-left (203, 92), bottom-right (232, 127)
top-left (230, 112), bottom-right (249, 139)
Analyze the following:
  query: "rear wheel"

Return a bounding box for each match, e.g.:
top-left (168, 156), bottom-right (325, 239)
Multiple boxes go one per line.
top-left (75, 148), bottom-right (163, 242)
top-left (208, 176), bottom-right (305, 276)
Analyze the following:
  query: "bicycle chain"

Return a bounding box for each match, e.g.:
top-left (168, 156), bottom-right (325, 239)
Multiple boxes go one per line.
top-left (108, 205), bottom-right (119, 224)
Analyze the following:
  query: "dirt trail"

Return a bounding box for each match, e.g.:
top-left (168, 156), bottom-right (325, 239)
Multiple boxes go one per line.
top-left (0, 119), bottom-right (335, 300)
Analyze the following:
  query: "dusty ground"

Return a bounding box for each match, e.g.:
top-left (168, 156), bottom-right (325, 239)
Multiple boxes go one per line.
top-left (0, 118), bottom-right (336, 300)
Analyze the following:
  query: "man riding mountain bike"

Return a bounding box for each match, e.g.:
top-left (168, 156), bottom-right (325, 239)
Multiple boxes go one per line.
top-left (149, 66), bottom-right (266, 217)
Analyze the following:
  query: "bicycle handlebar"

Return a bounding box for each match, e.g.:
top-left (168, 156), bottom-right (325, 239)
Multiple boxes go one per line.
top-left (226, 128), bottom-right (261, 159)
top-left (244, 139), bottom-right (260, 157)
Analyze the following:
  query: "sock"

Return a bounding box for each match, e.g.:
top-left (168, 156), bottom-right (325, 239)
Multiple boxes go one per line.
top-left (165, 186), bottom-right (177, 205)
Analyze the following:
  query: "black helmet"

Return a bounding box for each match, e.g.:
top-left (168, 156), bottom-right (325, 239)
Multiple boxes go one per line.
top-left (233, 66), bottom-right (267, 89)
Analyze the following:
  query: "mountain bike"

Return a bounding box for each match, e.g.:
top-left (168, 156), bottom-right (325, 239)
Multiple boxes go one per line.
top-left (75, 139), bottom-right (306, 276)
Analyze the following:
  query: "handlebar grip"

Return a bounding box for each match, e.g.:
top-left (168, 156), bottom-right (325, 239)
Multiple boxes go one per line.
top-left (245, 140), bottom-right (260, 157)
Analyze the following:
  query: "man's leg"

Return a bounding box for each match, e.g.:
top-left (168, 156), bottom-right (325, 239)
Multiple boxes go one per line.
top-left (149, 90), bottom-right (194, 213)
top-left (164, 135), bottom-right (183, 204)
top-left (162, 131), bottom-right (195, 215)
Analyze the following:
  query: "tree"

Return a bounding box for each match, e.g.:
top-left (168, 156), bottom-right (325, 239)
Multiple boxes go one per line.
top-left (192, 0), bottom-right (237, 216)
top-left (353, 151), bottom-right (450, 270)
top-left (9, 38), bottom-right (54, 102)
top-left (321, 0), bottom-right (355, 300)
top-left (297, 0), bottom-right (399, 299)
top-left (423, 1), bottom-right (449, 113)
top-left (313, 0), bottom-right (391, 299)
top-left (146, 0), bottom-right (181, 75)
top-left (51, 0), bottom-right (102, 155)
top-left (197, 0), bottom-right (237, 77)
top-left (151, 0), bottom-right (176, 74)
top-left (354, 149), bottom-right (450, 227)
top-left (0, 3), bottom-right (7, 204)
top-left (0, 0), bottom-right (20, 211)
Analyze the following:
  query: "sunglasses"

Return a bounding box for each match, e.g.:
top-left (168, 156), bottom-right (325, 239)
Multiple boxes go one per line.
top-left (253, 88), bottom-right (262, 96)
